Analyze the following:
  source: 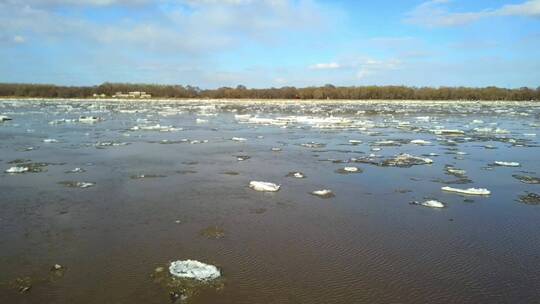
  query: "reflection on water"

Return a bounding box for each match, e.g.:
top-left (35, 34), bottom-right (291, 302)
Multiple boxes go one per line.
top-left (1, 99), bottom-right (539, 303)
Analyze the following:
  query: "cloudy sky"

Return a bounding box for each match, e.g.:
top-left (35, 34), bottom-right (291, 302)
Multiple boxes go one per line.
top-left (1, 0), bottom-right (539, 88)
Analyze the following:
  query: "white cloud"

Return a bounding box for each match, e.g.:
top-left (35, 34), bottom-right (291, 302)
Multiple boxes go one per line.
top-left (405, 0), bottom-right (540, 27)
top-left (309, 62), bottom-right (341, 69)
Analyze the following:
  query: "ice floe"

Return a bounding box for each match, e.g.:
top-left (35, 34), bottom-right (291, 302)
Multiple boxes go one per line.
top-left (5, 166), bottom-right (29, 173)
top-left (493, 161), bottom-right (520, 167)
top-left (410, 139), bottom-right (431, 145)
top-left (43, 138), bottom-right (59, 143)
top-left (411, 200), bottom-right (445, 208)
top-left (249, 181), bottom-right (280, 192)
top-left (311, 189), bottom-right (334, 198)
top-left (518, 193), bottom-right (540, 205)
top-left (512, 175), bottom-right (540, 184)
top-left (59, 181), bottom-right (95, 188)
top-left (0, 115), bottom-right (12, 121)
top-left (169, 260), bottom-right (221, 281)
top-left (231, 137), bottom-right (247, 142)
top-left (78, 116), bottom-right (102, 123)
top-left (441, 186), bottom-right (491, 195)
top-left (287, 172), bottom-right (305, 178)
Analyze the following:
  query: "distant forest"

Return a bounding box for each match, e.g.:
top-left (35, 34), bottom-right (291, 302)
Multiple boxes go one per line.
top-left (1, 83), bottom-right (539, 101)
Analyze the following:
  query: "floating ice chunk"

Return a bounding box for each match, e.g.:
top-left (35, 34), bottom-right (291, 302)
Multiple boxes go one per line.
top-left (236, 155), bottom-right (250, 161)
top-left (59, 181), bottom-right (95, 188)
top-left (382, 154), bottom-right (433, 167)
top-left (523, 133), bottom-right (536, 137)
top-left (231, 137), bottom-right (247, 142)
top-left (371, 147), bottom-right (381, 152)
top-left (43, 138), bottom-right (58, 143)
top-left (494, 161), bottom-right (520, 167)
top-left (348, 139), bottom-right (362, 144)
top-left (131, 124), bottom-right (179, 132)
top-left (5, 166), bottom-right (29, 173)
top-left (471, 119), bottom-right (484, 124)
top-left (410, 139), bottom-right (431, 145)
top-left (196, 118), bottom-right (208, 124)
top-left (271, 147), bottom-right (282, 152)
top-left (494, 128), bottom-right (509, 134)
top-left (78, 116), bottom-right (101, 123)
top-left (249, 181), bottom-right (280, 192)
top-left (343, 167), bottom-right (359, 172)
top-left (169, 260), bottom-right (220, 281)
top-left (431, 129), bottom-right (465, 135)
top-left (76, 182), bottom-right (95, 188)
top-left (441, 186), bottom-right (490, 195)
top-left (0, 115), bottom-right (12, 122)
top-left (412, 200), bottom-right (445, 208)
top-left (301, 142), bottom-right (325, 148)
top-left (66, 167), bottom-right (85, 173)
top-left (293, 172), bottom-right (304, 178)
top-left (311, 189), bottom-right (334, 198)
top-left (512, 174), bottom-right (540, 184)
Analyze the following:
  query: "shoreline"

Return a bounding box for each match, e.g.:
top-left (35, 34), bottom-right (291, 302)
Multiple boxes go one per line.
top-left (1, 97), bottom-right (539, 106)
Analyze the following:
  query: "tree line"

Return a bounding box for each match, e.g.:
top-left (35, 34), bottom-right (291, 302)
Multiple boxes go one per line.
top-left (0, 83), bottom-right (539, 101)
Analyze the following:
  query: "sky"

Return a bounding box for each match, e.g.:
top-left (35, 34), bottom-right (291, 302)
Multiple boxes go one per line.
top-left (0, 0), bottom-right (539, 88)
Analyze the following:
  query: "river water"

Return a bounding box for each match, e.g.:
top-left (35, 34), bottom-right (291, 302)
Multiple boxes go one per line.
top-left (1, 99), bottom-right (539, 303)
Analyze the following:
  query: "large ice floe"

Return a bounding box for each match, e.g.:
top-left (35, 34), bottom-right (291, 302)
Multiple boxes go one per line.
top-left (441, 186), bottom-right (491, 195)
top-left (169, 260), bottom-right (221, 281)
top-left (249, 181), bottom-right (281, 192)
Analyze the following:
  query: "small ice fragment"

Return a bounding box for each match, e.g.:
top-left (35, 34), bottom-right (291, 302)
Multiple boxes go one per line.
top-left (0, 115), bottom-right (12, 122)
top-left (343, 166), bottom-right (359, 172)
top-left (471, 119), bottom-right (484, 124)
top-left (77, 182), bottom-right (95, 188)
top-left (78, 116), bottom-right (101, 123)
top-left (441, 186), bottom-right (490, 195)
top-left (431, 129), bottom-right (465, 135)
top-left (66, 168), bottom-right (85, 173)
top-left (43, 138), bottom-right (58, 143)
top-left (412, 200), bottom-right (445, 208)
top-left (349, 139), bottom-right (362, 144)
top-left (196, 118), bottom-right (208, 124)
top-left (494, 161), bottom-right (520, 167)
top-left (271, 147), bottom-right (282, 152)
top-left (293, 172), bottom-right (304, 178)
top-left (410, 139), bottom-right (431, 145)
top-left (5, 166), bottom-right (29, 173)
top-left (231, 137), bottom-right (247, 142)
top-left (169, 260), bottom-right (221, 281)
top-left (311, 189), bottom-right (334, 198)
top-left (249, 181), bottom-right (280, 192)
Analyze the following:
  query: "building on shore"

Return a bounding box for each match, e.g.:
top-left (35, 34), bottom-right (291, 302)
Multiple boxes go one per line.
top-left (112, 91), bottom-right (152, 99)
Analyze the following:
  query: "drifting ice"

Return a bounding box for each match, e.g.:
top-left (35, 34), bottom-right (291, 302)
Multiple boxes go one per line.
top-left (169, 260), bottom-right (221, 281)
top-left (494, 161), bottom-right (520, 167)
top-left (5, 166), bottom-right (29, 173)
top-left (442, 186), bottom-right (491, 195)
top-left (249, 181), bottom-right (280, 192)
top-left (412, 200), bottom-right (445, 208)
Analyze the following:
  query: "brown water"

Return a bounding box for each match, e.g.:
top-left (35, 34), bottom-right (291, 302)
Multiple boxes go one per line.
top-left (1, 99), bottom-right (539, 303)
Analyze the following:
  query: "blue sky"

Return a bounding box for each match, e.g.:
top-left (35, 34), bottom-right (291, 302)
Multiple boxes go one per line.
top-left (0, 0), bottom-right (539, 88)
